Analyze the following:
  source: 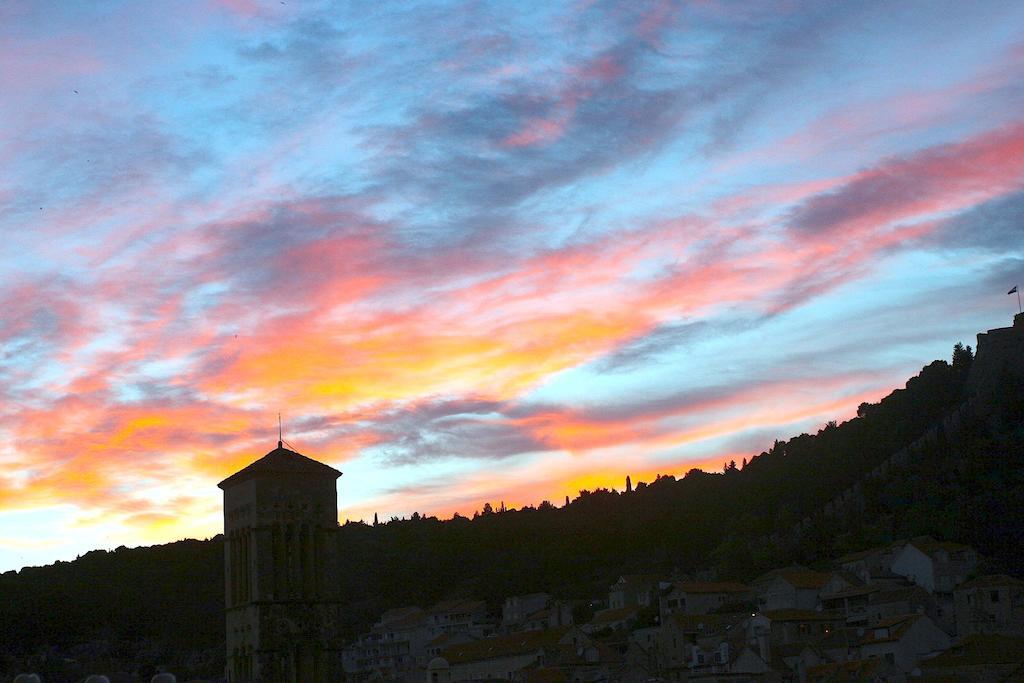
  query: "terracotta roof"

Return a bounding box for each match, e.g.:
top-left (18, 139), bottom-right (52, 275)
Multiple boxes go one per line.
top-left (906, 536), bottom-right (973, 555)
top-left (858, 614), bottom-right (920, 644)
top-left (379, 606), bottom-right (426, 629)
top-left (670, 613), bottom-right (744, 633)
top-left (775, 571), bottom-right (833, 589)
top-left (762, 609), bottom-right (841, 622)
top-left (957, 574), bottom-right (1024, 590)
top-left (822, 584), bottom-right (878, 600)
top-left (833, 569), bottom-right (865, 587)
top-left (752, 565), bottom-right (812, 584)
top-left (776, 641), bottom-right (825, 659)
top-left (589, 606), bottom-right (638, 625)
top-left (525, 607), bottom-right (552, 621)
top-left (509, 592), bottom-right (550, 602)
top-left (380, 606), bottom-right (423, 622)
top-left (674, 581), bottom-right (749, 594)
top-left (428, 633), bottom-right (455, 647)
top-left (807, 658), bottom-right (889, 681)
top-left (521, 667), bottom-right (568, 683)
top-left (924, 633), bottom-right (1024, 667)
top-left (430, 598), bottom-right (486, 614)
top-left (869, 585), bottom-right (929, 605)
top-left (217, 443), bottom-right (342, 488)
top-left (440, 627), bottom-right (571, 664)
top-left (836, 545), bottom-right (894, 564)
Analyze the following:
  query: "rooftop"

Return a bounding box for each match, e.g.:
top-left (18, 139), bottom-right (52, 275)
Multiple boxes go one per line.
top-left (958, 574), bottom-right (1024, 590)
top-left (762, 609), bottom-right (841, 622)
top-left (673, 581), bottom-right (749, 594)
top-left (429, 598), bottom-right (486, 615)
top-left (775, 570), bottom-right (834, 589)
top-left (217, 442), bottom-right (342, 489)
top-left (925, 633), bottom-right (1024, 667)
top-left (858, 614), bottom-right (921, 644)
top-left (807, 658), bottom-right (891, 682)
top-left (835, 543), bottom-right (901, 564)
top-left (752, 565), bottom-right (813, 584)
top-left (670, 613), bottom-right (744, 633)
top-left (440, 627), bottom-right (571, 664)
top-left (906, 535), bottom-right (973, 556)
top-left (588, 606), bottom-right (638, 625)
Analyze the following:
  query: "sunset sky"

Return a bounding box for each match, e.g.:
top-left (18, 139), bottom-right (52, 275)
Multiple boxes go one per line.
top-left (2, 0), bottom-right (1023, 572)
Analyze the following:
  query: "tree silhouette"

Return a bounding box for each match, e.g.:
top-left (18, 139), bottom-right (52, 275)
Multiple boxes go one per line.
top-left (952, 341), bottom-right (974, 373)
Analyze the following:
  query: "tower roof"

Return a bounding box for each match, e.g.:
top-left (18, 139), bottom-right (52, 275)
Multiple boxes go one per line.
top-left (217, 442), bottom-right (342, 489)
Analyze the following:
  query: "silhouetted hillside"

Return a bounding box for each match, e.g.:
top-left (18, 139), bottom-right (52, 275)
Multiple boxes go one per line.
top-left (0, 539), bottom-right (223, 680)
top-left (4, 340), bottom-right (1023, 680)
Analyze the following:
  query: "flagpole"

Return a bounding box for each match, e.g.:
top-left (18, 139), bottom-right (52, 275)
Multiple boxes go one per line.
top-left (1018, 288), bottom-right (1021, 314)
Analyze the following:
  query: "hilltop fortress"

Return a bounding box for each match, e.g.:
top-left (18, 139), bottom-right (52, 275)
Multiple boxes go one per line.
top-left (968, 311), bottom-right (1024, 399)
top-left (217, 314), bottom-right (1024, 683)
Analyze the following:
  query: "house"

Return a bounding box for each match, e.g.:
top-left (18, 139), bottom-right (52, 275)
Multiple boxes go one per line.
top-left (659, 613), bottom-right (747, 671)
top-left (818, 571), bottom-right (864, 599)
top-left (752, 567), bottom-right (835, 611)
top-left (425, 632), bottom-right (479, 662)
top-left (618, 640), bottom-right (658, 683)
top-left (854, 614), bottom-right (950, 672)
top-left (521, 601), bottom-right (574, 632)
top-left (584, 606), bottom-right (639, 634)
top-left (345, 599), bottom-right (495, 678)
top-left (820, 585), bottom-right (878, 624)
top-left (504, 594), bottom-right (552, 629)
top-left (545, 638), bottom-right (628, 683)
top-left (866, 586), bottom-right (945, 633)
top-left (427, 599), bottom-right (491, 638)
top-left (608, 574), bottom-right (662, 610)
top-left (836, 545), bottom-right (903, 585)
top-left (687, 640), bottom-right (776, 682)
top-left (753, 610), bottom-right (843, 646)
top-left (889, 537), bottom-right (976, 594)
top-left (806, 658), bottom-right (903, 682)
top-left (774, 641), bottom-right (828, 682)
top-left (342, 606), bottom-right (431, 677)
top-left (515, 667), bottom-right (567, 683)
top-left (660, 581), bottom-right (752, 619)
top-left (920, 633), bottom-right (1024, 682)
top-left (430, 626), bottom-right (590, 683)
top-left (954, 574), bottom-right (1024, 637)
top-left (629, 625), bottom-right (660, 654)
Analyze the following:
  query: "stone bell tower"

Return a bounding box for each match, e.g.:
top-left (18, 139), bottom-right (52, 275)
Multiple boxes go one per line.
top-left (218, 441), bottom-right (342, 682)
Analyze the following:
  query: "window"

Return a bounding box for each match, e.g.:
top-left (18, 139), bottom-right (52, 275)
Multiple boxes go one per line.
top-left (991, 590), bottom-right (1000, 603)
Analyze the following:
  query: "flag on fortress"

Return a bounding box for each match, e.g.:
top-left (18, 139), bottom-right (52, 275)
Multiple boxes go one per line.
top-left (1010, 286), bottom-right (1018, 295)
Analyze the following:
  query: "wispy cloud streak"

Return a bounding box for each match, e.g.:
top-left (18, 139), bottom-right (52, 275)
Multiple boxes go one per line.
top-left (1, 0), bottom-right (1023, 570)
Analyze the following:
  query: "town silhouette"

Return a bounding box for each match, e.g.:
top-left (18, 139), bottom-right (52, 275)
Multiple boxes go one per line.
top-left (5, 314), bottom-right (1023, 681)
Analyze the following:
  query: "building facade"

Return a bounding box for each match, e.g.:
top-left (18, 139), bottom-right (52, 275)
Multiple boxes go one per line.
top-left (219, 441), bottom-right (343, 682)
